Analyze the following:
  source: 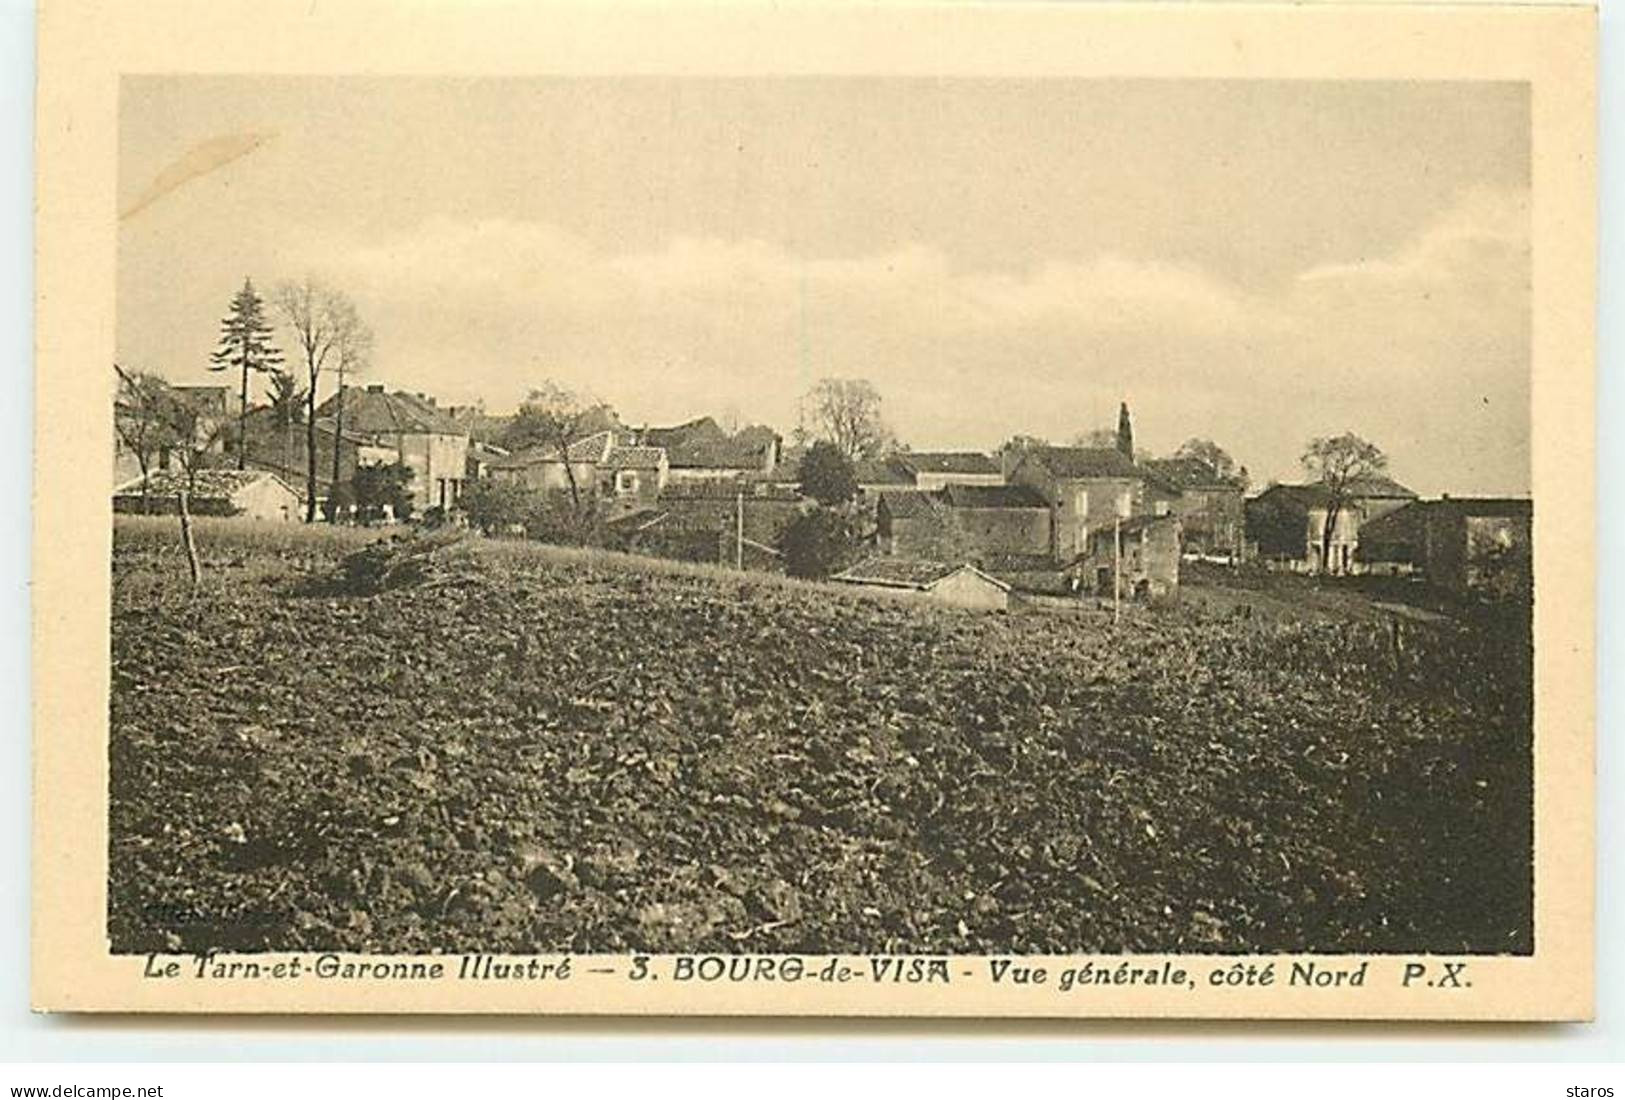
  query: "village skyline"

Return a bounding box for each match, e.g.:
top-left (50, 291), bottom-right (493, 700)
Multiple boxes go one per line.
top-left (118, 76), bottom-right (1531, 496)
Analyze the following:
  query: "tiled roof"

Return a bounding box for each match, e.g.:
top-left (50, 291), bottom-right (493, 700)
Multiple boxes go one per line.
top-left (1254, 477), bottom-right (1418, 507)
top-left (877, 490), bottom-right (942, 519)
top-left (668, 438), bottom-right (771, 470)
top-left (639, 417), bottom-right (726, 449)
top-left (834, 557), bottom-right (1010, 591)
top-left (853, 458), bottom-right (915, 486)
top-left (1429, 496), bottom-right (1531, 517)
top-left (1143, 457), bottom-right (1242, 491)
top-left (940, 483), bottom-right (1048, 510)
top-left (1026, 446), bottom-right (1141, 480)
top-left (483, 430), bottom-right (614, 469)
top-left (896, 451), bottom-right (999, 476)
top-left (317, 388), bottom-right (463, 435)
top-left (113, 468), bottom-right (293, 501)
top-left (603, 445), bottom-right (667, 470)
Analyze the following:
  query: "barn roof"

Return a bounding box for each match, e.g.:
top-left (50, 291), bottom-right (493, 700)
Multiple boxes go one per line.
top-left (833, 557), bottom-right (1011, 591)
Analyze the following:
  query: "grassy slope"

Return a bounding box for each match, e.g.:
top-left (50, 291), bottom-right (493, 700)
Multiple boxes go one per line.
top-left (109, 517), bottom-right (1532, 956)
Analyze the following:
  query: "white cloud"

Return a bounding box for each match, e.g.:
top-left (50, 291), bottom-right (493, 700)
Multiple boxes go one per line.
top-left (282, 184), bottom-right (1528, 494)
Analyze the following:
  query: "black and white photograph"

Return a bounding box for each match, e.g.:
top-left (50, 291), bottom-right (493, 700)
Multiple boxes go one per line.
top-left (103, 72), bottom-right (1540, 964)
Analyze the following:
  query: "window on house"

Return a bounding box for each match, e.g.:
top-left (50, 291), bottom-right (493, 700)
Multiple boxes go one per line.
top-left (618, 471), bottom-right (639, 495)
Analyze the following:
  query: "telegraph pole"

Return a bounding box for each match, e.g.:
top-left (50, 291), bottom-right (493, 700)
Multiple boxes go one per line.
top-left (1113, 515), bottom-right (1122, 625)
top-left (735, 483), bottom-right (744, 570)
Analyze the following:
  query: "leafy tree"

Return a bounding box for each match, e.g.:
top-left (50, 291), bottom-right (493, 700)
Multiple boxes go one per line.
top-left (797, 440), bottom-right (859, 506)
top-left (351, 461), bottom-right (415, 524)
top-left (275, 277), bottom-right (366, 522)
top-left (800, 377), bottom-right (890, 460)
top-left (458, 478), bottom-right (537, 536)
top-left (208, 278), bottom-right (282, 469)
top-left (1302, 432), bottom-right (1388, 574)
top-left (779, 507), bottom-right (858, 579)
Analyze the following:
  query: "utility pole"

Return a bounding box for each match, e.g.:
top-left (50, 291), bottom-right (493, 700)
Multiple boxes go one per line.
top-left (1113, 515), bottom-right (1122, 625)
top-left (735, 483), bottom-right (744, 570)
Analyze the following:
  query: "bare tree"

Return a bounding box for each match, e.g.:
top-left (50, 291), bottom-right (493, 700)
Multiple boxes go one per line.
top-left (1071, 428), bottom-right (1119, 449)
top-left (160, 387), bottom-right (228, 588)
top-left (503, 381), bottom-right (603, 517)
top-left (1302, 432), bottom-right (1388, 574)
top-left (327, 301), bottom-right (373, 523)
top-left (113, 364), bottom-right (178, 513)
top-left (801, 377), bottom-right (890, 460)
top-left (114, 365), bottom-right (222, 587)
top-left (1174, 437), bottom-right (1247, 486)
top-left (275, 278), bottom-right (365, 522)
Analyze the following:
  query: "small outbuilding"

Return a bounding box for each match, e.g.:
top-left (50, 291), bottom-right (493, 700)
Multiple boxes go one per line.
top-left (832, 557), bottom-right (1013, 611)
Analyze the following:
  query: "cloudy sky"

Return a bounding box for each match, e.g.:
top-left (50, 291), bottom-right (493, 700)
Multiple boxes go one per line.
top-left (117, 77), bottom-right (1530, 494)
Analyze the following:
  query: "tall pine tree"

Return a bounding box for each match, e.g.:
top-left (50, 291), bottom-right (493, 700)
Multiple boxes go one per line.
top-left (209, 278), bottom-right (283, 469)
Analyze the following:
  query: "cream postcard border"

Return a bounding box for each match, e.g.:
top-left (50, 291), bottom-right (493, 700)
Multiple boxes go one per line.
top-left (32, 0), bottom-right (1596, 1018)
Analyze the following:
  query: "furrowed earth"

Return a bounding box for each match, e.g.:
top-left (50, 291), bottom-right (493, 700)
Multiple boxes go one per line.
top-left (109, 517), bottom-right (1532, 956)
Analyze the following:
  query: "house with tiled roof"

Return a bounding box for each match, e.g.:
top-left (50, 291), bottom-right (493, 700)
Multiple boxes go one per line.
top-left (485, 429), bottom-right (670, 511)
top-left (113, 468), bottom-right (301, 522)
top-left (631, 417), bottom-right (782, 481)
top-left (1246, 477), bottom-right (1419, 574)
top-left (832, 557), bottom-right (1011, 612)
top-left (1069, 513), bottom-right (1183, 599)
top-left (316, 385), bottom-right (471, 514)
top-left (1007, 445), bottom-right (1179, 563)
top-left (1142, 456), bottom-right (1246, 558)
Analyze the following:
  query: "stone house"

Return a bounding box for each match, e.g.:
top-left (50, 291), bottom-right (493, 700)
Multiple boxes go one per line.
top-left (317, 385), bottom-right (471, 514)
top-left (113, 468), bottom-right (301, 522)
top-left (598, 445), bottom-right (669, 514)
top-left (875, 490), bottom-right (944, 555)
top-left (485, 429), bottom-right (617, 497)
top-left (1070, 513), bottom-right (1183, 598)
top-left (936, 483), bottom-right (1051, 559)
top-left (832, 557), bottom-right (1013, 612)
top-left (1359, 497), bottom-right (1531, 596)
top-left (1246, 477), bottom-right (1418, 575)
top-left (1142, 457), bottom-right (1246, 558)
top-left (1007, 445), bottom-right (1172, 563)
top-left (636, 418), bottom-right (781, 481)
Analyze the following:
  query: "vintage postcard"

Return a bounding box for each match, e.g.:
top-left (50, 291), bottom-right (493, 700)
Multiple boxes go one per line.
top-left (33, 0), bottom-right (1595, 1017)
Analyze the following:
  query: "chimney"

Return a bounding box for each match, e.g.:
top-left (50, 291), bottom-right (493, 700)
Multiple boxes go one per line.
top-left (366, 383), bottom-right (384, 394)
